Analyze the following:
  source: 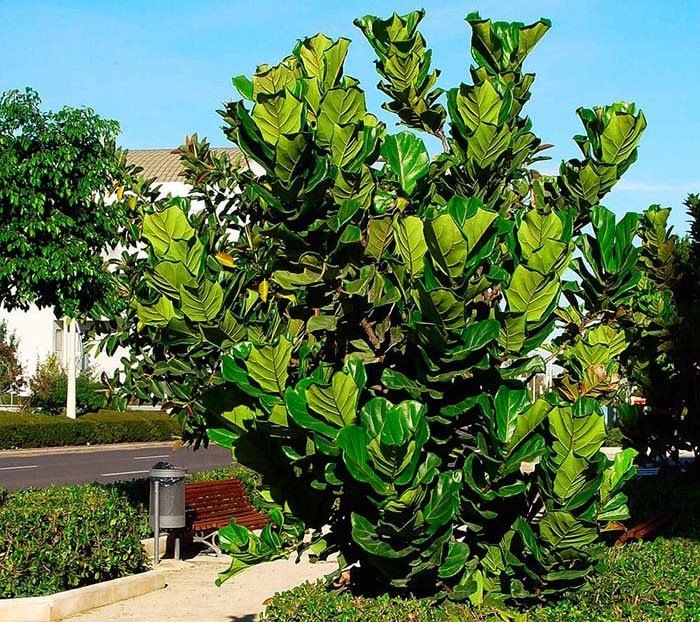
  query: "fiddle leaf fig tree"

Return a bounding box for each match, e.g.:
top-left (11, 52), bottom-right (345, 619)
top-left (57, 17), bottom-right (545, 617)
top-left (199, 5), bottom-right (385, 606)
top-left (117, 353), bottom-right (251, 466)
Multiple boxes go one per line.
top-left (115, 10), bottom-right (647, 605)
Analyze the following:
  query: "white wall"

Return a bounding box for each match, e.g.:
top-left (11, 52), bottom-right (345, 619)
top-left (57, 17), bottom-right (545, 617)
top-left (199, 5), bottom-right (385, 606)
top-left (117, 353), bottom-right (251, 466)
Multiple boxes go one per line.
top-left (0, 306), bottom-right (56, 382)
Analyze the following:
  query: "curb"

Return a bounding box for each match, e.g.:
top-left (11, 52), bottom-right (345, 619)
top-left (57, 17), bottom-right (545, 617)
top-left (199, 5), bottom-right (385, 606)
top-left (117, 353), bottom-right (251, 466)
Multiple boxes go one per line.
top-left (0, 569), bottom-right (166, 622)
top-left (0, 441), bottom-right (176, 459)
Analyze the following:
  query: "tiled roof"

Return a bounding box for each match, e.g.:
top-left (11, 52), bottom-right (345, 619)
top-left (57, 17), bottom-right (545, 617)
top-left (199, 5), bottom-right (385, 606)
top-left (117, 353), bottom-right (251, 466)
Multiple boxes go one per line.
top-left (126, 148), bottom-right (242, 182)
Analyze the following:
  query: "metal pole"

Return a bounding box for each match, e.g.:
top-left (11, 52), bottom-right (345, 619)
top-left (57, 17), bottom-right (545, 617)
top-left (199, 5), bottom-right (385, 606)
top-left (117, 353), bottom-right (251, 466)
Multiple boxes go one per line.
top-left (66, 318), bottom-right (76, 419)
top-left (154, 479), bottom-right (160, 566)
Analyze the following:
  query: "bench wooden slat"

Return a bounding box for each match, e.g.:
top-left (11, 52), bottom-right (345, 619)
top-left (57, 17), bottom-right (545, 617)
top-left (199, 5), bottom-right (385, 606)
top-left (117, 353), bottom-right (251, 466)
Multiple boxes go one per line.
top-left (184, 477), bottom-right (269, 535)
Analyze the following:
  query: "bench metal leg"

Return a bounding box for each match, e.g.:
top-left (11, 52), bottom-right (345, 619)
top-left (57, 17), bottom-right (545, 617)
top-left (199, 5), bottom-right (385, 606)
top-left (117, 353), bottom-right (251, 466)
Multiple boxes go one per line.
top-left (193, 530), bottom-right (222, 555)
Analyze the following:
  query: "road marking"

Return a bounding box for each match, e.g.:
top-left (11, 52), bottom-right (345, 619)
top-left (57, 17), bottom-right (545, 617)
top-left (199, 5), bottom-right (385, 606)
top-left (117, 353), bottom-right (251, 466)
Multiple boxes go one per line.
top-left (0, 465), bottom-right (38, 471)
top-left (133, 455), bottom-right (170, 460)
top-left (101, 469), bottom-right (149, 477)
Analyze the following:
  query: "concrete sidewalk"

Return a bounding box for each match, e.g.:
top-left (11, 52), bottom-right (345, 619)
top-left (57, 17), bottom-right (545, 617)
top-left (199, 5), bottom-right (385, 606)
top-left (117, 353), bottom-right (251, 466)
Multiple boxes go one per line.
top-left (0, 441), bottom-right (174, 458)
top-left (66, 554), bottom-right (335, 622)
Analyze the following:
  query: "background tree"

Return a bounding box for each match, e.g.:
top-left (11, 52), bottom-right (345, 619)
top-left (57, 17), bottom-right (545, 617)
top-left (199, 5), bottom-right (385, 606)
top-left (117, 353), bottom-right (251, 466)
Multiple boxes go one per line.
top-left (0, 320), bottom-right (24, 401)
top-left (0, 88), bottom-right (126, 417)
top-left (618, 196), bottom-right (700, 463)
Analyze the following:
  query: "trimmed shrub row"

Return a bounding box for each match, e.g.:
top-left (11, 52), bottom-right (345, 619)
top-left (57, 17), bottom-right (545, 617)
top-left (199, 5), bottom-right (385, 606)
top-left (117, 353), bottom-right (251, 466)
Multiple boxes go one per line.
top-left (0, 409), bottom-right (181, 449)
top-left (0, 465), bottom-right (265, 598)
top-left (0, 484), bottom-right (148, 598)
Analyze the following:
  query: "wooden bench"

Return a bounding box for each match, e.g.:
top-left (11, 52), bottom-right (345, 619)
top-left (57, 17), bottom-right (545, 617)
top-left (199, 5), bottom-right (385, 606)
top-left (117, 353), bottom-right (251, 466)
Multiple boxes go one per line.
top-left (615, 511), bottom-right (673, 546)
top-left (185, 477), bottom-right (269, 554)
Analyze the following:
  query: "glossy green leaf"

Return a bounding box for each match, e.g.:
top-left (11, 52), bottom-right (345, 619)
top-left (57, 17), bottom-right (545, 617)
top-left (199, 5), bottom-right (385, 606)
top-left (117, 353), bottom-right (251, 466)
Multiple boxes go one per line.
top-left (380, 131), bottom-right (430, 195)
top-left (142, 205), bottom-right (194, 255)
top-left (393, 215), bottom-right (428, 276)
top-left (307, 371), bottom-right (358, 427)
top-left (506, 265), bottom-right (560, 323)
top-left (179, 281), bottom-right (224, 322)
top-left (246, 336), bottom-right (293, 395)
top-left (136, 296), bottom-right (177, 328)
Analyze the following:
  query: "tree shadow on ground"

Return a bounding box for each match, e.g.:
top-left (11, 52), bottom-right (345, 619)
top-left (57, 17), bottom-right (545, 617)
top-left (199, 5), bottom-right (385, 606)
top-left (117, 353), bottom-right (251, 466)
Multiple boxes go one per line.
top-left (227, 616), bottom-right (256, 622)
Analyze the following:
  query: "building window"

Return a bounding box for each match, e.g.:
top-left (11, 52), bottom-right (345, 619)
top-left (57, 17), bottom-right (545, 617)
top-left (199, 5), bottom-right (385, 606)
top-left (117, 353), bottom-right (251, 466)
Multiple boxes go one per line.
top-left (53, 325), bottom-right (63, 352)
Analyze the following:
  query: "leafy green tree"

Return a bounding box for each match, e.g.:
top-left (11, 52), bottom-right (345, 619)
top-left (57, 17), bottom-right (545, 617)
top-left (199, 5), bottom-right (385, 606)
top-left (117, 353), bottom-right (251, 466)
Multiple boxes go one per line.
top-left (0, 320), bottom-right (24, 397)
top-left (617, 197), bottom-right (700, 462)
top-left (0, 87), bottom-right (127, 417)
top-left (111, 10), bottom-right (645, 605)
top-left (0, 88), bottom-right (126, 318)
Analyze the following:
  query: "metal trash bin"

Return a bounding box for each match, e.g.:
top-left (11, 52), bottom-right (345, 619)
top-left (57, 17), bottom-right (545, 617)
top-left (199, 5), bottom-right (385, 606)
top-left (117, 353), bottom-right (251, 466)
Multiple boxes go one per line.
top-left (149, 462), bottom-right (187, 565)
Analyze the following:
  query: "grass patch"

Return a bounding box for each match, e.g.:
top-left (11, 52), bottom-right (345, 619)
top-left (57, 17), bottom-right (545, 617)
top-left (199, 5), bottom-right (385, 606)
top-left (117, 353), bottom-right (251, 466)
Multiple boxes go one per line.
top-left (263, 475), bottom-right (700, 621)
top-left (262, 537), bottom-right (700, 621)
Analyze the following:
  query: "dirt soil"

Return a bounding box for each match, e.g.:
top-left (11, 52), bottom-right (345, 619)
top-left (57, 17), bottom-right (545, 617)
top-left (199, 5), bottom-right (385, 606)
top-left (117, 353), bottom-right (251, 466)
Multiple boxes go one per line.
top-left (66, 554), bottom-right (336, 622)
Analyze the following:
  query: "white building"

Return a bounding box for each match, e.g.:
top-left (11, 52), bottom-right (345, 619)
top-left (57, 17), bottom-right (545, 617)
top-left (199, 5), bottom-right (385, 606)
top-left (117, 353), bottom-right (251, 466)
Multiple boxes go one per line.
top-left (0, 147), bottom-right (241, 389)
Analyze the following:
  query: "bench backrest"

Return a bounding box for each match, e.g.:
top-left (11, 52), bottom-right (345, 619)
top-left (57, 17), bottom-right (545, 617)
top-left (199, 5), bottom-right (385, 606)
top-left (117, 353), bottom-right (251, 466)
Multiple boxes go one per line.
top-left (185, 477), bottom-right (269, 532)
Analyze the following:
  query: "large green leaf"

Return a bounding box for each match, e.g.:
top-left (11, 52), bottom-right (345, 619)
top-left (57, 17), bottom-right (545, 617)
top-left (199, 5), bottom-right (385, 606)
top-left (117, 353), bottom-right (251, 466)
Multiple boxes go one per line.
top-left (507, 399), bottom-right (550, 451)
top-left (317, 87), bottom-right (366, 144)
top-left (494, 386), bottom-right (529, 444)
top-left (179, 281), bottom-right (224, 322)
top-left (446, 197), bottom-right (498, 251)
top-left (330, 123), bottom-right (363, 170)
top-left (137, 296), bottom-right (177, 328)
top-left (246, 336), bottom-right (293, 395)
top-left (366, 217), bottom-right (394, 260)
top-left (549, 406), bottom-right (606, 461)
top-left (518, 209), bottom-right (563, 258)
top-left (600, 108), bottom-right (646, 166)
top-left (284, 386), bottom-right (338, 438)
top-left (393, 216), bottom-right (428, 276)
top-left (336, 425), bottom-right (388, 494)
top-left (438, 541), bottom-right (470, 579)
top-left (142, 204), bottom-right (194, 255)
top-left (307, 371), bottom-right (358, 427)
top-left (423, 471), bottom-right (462, 533)
top-left (351, 512), bottom-right (416, 558)
top-left (425, 214), bottom-right (468, 279)
top-left (380, 131), bottom-right (430, 195)
top-left (539, 511), bottom-right (597, 550)
top-left (506, 265), bottom-right (560, 323)
top-left (553, 451), bottom-right (589, 502)
top-left (251, 91), bottom-right (304, 145)
top-left (467, 123), bottom-right (510, 169)
top-left (450, 81), bottom-right (503, 132)
top-left (599, 447), bottom-right (637, 504)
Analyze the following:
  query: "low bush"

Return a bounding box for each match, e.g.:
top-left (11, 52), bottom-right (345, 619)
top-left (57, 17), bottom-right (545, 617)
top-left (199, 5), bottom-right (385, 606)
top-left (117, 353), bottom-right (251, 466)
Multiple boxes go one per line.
top-left (0, 484), bottom-right (148, 598)
top-left (605, 426), bottom-right (624, 447)
top-left (0, 409), bottom-right (181, 449)
top-left (262, 537), bottom-right (700, 621)
top-left (28, 354), bottom-right (106, 416)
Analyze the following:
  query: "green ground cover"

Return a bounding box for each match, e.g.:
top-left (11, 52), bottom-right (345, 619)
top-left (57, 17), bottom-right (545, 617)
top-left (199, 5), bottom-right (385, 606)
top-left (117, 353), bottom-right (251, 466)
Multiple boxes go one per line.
top-left (263, 474), bottom-right (700, 622)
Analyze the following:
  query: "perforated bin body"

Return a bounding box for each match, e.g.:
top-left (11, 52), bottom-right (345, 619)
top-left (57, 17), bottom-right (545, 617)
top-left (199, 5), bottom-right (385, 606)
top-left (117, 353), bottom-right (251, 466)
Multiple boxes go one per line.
top-left (149, 466), bottom-right (187, 529)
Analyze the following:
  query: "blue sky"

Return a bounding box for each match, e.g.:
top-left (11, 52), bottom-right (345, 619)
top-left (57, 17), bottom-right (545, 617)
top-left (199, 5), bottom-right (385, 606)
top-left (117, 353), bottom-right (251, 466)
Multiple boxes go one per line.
top-left (2, 1), bottom-right (699, 231)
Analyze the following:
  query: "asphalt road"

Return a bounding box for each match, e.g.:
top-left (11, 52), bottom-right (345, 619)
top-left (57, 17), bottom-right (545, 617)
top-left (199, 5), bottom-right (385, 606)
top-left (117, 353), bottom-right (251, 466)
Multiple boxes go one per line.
top-left (0, 442), bottom-right (233, 491)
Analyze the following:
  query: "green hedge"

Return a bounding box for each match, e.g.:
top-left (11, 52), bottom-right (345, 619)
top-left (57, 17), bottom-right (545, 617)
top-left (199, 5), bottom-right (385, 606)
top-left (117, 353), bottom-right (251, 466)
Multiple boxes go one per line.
top-left (0, 484), bottom-right (148, 597)
top-left (262, 537), bottom-right (700, 621)
top-left (0, 409), bottom-right (181, 449)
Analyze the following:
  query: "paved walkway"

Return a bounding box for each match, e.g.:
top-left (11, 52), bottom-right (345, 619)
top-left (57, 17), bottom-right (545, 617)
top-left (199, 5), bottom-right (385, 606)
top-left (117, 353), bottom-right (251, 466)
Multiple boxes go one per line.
top-left (66, 554), bottom-right (335, 622)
